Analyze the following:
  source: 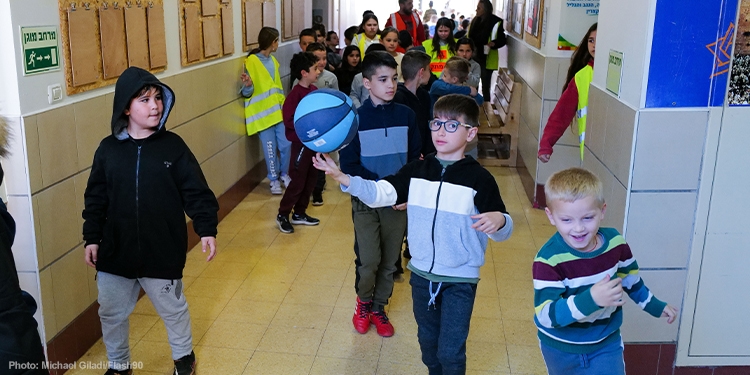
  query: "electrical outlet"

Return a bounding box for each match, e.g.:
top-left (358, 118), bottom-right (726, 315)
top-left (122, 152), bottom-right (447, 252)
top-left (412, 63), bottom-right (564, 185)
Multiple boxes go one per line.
top-left (47, 84), bottom-right (63, 104)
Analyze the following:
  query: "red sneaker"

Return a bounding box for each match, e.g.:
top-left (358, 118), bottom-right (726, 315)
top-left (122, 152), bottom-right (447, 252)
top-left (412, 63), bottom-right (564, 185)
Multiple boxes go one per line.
top-left (352, 297), bottom-right (372, 334)
top-left (370, 310), bottom-right (395, 337)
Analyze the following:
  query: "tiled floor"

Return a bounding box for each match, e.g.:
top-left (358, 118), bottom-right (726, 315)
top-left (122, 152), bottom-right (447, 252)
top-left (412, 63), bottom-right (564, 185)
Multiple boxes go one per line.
top-left (67, 167), bottom-right (553, 375)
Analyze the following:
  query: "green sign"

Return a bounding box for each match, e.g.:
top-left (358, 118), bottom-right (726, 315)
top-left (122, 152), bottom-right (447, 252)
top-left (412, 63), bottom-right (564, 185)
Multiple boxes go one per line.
top-left (21, 26), bottom-right (60, 75)
top-left (606, 49), bottom-right (624, 97)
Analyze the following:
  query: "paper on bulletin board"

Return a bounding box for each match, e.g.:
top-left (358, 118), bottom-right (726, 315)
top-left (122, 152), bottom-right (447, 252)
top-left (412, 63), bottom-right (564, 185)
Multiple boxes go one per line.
top-left (558, 0), bottom-right (599, 50)
top-left (606, 50), bottom-right (623, 97)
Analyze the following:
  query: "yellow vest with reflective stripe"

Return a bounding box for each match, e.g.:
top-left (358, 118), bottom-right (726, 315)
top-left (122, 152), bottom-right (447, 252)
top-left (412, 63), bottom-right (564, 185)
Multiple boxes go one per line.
top-left (486, 22), bottom-right (501, 70)
top-left (573, 64), bottom-right (593, 160)
top-left (244, 54), bottom-right (285, 136)
top-left (355, 34), bottom-right (380, 58)
top-left (422, 40), bottom-right (455, 74)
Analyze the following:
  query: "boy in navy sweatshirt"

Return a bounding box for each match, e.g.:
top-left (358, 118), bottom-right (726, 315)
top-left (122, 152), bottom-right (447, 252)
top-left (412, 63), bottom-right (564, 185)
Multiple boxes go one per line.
top-left (315, 94), bottom-right (513, 374)
top-left (339, 51), bottom-right (421, 337)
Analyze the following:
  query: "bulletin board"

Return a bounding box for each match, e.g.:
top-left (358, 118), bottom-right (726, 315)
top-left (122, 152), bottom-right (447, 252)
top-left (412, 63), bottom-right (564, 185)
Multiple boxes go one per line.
top-left (523, 0), bottom-right (544, 48)
top-left (242, 0), bottom-right (276, 52)
top-left (281, 0), bottom-right (305, 42)
top-left (58, 0), bottom-right (167, 95)
top-left (178, 0), bottom-right (235, 66)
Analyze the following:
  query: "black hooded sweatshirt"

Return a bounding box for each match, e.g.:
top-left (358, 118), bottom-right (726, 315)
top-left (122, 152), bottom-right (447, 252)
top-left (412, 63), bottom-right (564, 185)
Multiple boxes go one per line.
top-left (83, 67), bottom-right (219, 279)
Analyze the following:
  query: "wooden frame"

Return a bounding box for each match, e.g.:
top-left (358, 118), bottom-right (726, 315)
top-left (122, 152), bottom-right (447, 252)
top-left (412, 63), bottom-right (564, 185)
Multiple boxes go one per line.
top-left (523, 0), bottom-right (544, 48)
top-left (179, 0), bottom-right (234, 66)
top-left (509, 0), bottom-right (525, 38)
top-left (281, 0), bottom-right (304, 41)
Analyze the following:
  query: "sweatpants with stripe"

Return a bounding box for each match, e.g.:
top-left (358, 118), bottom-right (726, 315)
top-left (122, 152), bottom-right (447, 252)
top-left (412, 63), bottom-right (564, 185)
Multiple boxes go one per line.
top-left (97, 272), bottom-right (192, 370)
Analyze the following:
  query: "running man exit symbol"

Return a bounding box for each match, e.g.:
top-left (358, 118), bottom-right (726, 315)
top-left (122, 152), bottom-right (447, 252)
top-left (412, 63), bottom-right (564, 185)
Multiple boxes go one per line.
top-left (20, 26), bottom-right (60, 75)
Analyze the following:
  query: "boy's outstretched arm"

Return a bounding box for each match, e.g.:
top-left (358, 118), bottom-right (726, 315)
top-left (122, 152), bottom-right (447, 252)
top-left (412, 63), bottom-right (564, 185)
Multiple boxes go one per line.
top-left (313, 153), bottom-right (350, 187)
top-left (617, 243), bottom-right (678, 322)
top-left (313, 153), bottom-right (404, 208)
top-left (471, 211), bottom-right (513, 241)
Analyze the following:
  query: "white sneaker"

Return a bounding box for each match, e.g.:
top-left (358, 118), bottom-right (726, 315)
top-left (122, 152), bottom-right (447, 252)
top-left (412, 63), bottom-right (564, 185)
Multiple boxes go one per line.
top-left (270, 180), bottom-right (282, 195)
top-left (281, 174), bottom-right (292, 189)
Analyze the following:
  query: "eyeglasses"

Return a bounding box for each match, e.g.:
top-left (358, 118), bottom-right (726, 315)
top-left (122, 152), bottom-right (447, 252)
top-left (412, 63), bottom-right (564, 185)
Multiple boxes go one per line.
top-left (428, 119), bottom-right (473, 133)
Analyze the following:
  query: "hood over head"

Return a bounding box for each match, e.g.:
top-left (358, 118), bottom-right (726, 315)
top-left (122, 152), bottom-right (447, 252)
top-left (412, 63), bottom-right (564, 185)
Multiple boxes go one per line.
top-left (111, 66), bottom-right (175, 140)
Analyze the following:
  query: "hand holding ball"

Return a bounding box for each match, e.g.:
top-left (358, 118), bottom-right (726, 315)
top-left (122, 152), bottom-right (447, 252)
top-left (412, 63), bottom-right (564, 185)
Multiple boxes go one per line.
top-left (294, 89), bottom-right (359, 153)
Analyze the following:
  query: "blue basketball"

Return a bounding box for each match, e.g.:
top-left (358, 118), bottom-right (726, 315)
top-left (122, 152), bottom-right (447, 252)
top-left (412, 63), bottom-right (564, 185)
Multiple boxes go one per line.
top-left (294, 89), bottom-right (359, 153)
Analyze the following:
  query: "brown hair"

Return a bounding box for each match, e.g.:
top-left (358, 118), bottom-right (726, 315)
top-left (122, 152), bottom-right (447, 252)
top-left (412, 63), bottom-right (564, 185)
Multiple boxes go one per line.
top-left (444, 57), bottom-right (470, 83)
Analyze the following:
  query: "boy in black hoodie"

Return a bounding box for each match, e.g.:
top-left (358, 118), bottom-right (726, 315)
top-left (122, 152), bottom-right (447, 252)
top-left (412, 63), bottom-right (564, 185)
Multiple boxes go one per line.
top-left (83, 67), bottom-right (219, 375)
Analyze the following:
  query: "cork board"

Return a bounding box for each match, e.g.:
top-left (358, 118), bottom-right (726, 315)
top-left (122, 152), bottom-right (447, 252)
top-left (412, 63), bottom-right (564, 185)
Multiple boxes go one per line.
top-left (147, 3), bottom-right (167, 68)
top-left (281, 0), bottom-right (304, 41)
top-left (179, 0), bottom-right (234, 66)
top-left (221, 4), bottom-right (234, 55)
top-left (99, 4), bottom-right (127, 79)
top-left (125, 5), bottom-right (149, 69)
top-left (59, 0), bottom-right (167, 95)
top-left (244, 1), bottom-right (262, 47)
top-left (263, 1), bottom-right (276, 28)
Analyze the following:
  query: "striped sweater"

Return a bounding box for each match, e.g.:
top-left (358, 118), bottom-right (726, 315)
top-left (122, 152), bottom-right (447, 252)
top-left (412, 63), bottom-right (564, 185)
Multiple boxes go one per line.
top-left (342, 156), bottom-right (513, 278)
top-left (533, 227), bottom-right (666, 353)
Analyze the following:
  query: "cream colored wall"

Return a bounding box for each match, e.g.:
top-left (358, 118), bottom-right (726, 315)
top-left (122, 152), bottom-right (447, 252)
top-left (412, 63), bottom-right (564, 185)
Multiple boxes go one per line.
top-left (21, 57), bottom-right (262, 341)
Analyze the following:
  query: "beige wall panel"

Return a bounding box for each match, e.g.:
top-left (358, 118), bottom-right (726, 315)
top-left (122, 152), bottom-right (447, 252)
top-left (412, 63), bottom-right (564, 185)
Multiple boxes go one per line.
top-left (32, 197), bottom-right (44, 268)
top-left (36, 178), bottom-right (82, 268)
top-left (23, 116), bottom-right (43, 194)
top-left (39, 268), bottom-right (56, 341)
top-left (50, 247), bottom-right (91, 333)
top-left (37, 106), bottom-right (79, 188)
top-left (73, 96), bottom-right (111, 169)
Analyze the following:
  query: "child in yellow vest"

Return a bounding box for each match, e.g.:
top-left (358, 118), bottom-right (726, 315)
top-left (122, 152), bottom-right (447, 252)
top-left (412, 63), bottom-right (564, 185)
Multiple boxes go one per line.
top-left (421, 17), bottom-right (457, 75)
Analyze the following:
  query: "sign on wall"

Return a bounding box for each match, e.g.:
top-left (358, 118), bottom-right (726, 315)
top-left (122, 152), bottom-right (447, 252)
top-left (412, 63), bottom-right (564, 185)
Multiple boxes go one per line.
top-left (727, 0), bottom-right (750, 106)
top-left (20, 26), bottom-right (61, 75)
top-left (558, 0), bottom-right (599, 50)
top-left (606, 50), bottom-right (624, 97)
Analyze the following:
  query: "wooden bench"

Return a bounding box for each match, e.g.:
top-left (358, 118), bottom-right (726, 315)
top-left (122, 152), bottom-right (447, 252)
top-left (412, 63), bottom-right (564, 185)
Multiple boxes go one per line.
top-left (477, 68), bottom-right (521, 167)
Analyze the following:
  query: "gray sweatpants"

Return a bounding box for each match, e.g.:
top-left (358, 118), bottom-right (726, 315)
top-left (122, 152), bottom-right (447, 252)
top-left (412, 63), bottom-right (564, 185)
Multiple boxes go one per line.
top-left (97, 272), bottom-right (192, 370)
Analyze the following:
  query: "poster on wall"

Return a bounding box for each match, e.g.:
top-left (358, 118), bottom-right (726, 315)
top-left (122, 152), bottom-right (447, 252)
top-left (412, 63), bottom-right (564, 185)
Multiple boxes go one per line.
top-left (728, 0), bottom-right (750, 105)
top-left (510, 0), bottom-right (525, 37)
top-left (558, 0), bottom-right (599, 50)
top-left (524, 0), bottom-right (541, 37)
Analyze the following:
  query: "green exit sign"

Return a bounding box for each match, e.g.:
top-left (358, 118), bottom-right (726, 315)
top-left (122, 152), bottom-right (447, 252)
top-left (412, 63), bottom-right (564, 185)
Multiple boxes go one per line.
top-left (21, 26), bottom-right (61, 75)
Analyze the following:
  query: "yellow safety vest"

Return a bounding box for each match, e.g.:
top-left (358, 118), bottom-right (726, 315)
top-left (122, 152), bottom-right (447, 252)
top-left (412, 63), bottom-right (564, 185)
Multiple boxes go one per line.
top-left (573, 64), bottom-right (593, 160)
top-left (422, 40), bottom-right (455, 74)
top-left (355, 34), bottom-right (380, 58)
top-left (243, 54), bottom-right (285, 136)
top-left (486, 22), bottom-right (501, 70)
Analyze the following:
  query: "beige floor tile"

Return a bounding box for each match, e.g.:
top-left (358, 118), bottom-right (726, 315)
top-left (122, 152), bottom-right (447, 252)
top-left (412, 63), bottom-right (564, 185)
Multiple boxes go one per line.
top-left (491, 247), bottom-right (538, 265)
top-left (385, 308), bottom-right (418, 336)
top-left (494, 263), bottom-right (533, 282)
top-left (304, 249), bottom-right (355, 269)
top-left (316, 328), bottom-right (384, 361)
top-left (129, 313), bottom-right (160, 343)
top-left (242, 351), bottom-right (315, 375)
top-left (256, 326), bottom-right (325, 355)
top-left (472, 296), bottom-right (502, 320)
top-left (326, 306), bottom-right (359, 332)
top-left (130, 340), bottom-right (174, 373)
top-left (248, 260), bottom-right (303, 284)
top-left (198, 260), bottom-right (254, 280)
top-left (185, 295), bottom-right (230, 320)
top-left (198, 320), bottom-right (267, 350)
top-left (497, 235), bottom-right (538, 250)
top-left (185, 277), bottom-right (243, 299)
top-left (378, 333), bottom-right (423, 366)
top-left (215, 297), bottom-right (280, 325)
top-left (193, 345), bottom-right (253, 374)
top-left (497, 280), bottom-right (534, 300)
top-left (283, 283), bottom-right (342, 306)
top-left (293, 265), bottom-right (349, 287)
top-left (214, 245), bottom-right (266, 265)
top-left (503, 319), bottom-right (539, 346)
top-left (466, 341), bottom-right (510, 372)
top-left (507, 344), bottom-right (548, 375)
top-left (270, 303), bottom-right (334, 329)
top-left (309, 356), bottom-right (378, 375)
top-left (230, 231), bottom-right (278, 250)
top-left (141, 317), bottom-right (213, 344)
top-left (468, 317), bottom-right (506, 344)
top-left (499, 298), bottom-right (536, 322)
top-left (375, 360), bottom-right (428, 375)
top-left (182, 258), bottom-right (211, 278)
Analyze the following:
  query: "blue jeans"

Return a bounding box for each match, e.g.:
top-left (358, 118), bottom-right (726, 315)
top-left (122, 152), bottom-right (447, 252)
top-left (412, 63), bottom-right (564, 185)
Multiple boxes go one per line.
top-left (410, 273), bottom-right (477, 375)
top-left (540, 338), bottom-right (625, 375)
top-left (257, 123), bottom-right (291, 181)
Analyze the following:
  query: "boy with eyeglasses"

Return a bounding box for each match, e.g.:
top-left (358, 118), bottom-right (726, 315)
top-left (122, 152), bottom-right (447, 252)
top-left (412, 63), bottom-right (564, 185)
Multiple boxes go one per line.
top-left (314, 94), bottom-right (513, 374)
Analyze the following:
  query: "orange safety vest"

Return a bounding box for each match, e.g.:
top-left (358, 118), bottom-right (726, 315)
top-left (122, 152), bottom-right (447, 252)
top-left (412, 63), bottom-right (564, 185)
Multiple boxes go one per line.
top-left (390, 11), bottom-right (421, 49)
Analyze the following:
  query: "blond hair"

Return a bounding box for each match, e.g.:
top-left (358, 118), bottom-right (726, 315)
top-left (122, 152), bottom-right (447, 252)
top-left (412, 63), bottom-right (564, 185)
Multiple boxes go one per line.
top-left (545, 168), bottom-right (604, 207)
top-left (444, 57), bottom-right (470, 83)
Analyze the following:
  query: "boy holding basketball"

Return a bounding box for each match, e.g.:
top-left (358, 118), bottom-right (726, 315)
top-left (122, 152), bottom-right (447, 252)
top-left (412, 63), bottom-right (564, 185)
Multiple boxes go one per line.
top-left (315, 94), bottom-right (513, 373)
top-left (339, 51), bottom-right (421, 337)
top-left (276, 52), bottom-right (322, 233)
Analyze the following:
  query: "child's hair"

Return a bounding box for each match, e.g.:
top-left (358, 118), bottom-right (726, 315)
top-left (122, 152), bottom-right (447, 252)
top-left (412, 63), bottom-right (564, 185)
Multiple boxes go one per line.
top-left (344, 26), bottom-right (358, 43)
top-left (248, 27), bottom-right (279, 56)
top-left (358, 13), bottom-right (380, 35)
top-left (312, 23), bottom-right (326, 37)
top-left (398, 30), bottom-right (413, 49)
top-left (433, 94), bottom-right (479, 127)
top-left (562, 23), bottom-right (597, 93)
top-left (429, 17), bottom-right (457, 57)
top-left (444, 57), bottom-right (470, 82)
top-left (461, 19), bottom-right (470, 30)
top-left (401, 50), bottom-right (431, 81)
top-left (544, 167), bottom-right (605, 207)
top-left (456, 37), bottom-right (475, 52)
top-left (113, 84), bottom-right (163, 135)
top-left (305, 42), bottom-right (327, 53)
top-left (326, 31), bottom-right (338, 41)
top-left (299, 28), bottom-right (317, 41)
top-left (365, 43), bottom-right (387, 54)
top-left (341, 45), bottom-right (362, 70)
top-left (362, 51), bottom-right (398, 80)
top-left (289, 52), bottom-right (318, 82)
top-left (380, 27), bottom-right (399, 40)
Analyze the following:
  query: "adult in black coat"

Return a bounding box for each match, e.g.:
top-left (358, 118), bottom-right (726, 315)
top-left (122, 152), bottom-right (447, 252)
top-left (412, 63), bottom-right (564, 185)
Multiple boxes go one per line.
top-left (468, 0), bottom-right (507, 98)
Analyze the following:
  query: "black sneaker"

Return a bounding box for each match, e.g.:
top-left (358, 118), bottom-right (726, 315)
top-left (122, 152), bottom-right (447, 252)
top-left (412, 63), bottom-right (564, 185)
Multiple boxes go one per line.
top-left (104, 368), bottom-right (132, 375)
top-left (291, 212), bottom-right (320, 225)
top-left (174, 351), bottom-right (196, 375)
top-left (312, 192), bottom-right (324, 206)
top-left (276, 214), bottom-right (294, 233)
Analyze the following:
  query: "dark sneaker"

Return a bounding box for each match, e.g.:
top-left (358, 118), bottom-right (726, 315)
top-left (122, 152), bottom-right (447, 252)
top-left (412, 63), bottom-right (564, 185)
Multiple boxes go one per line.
top-left (312, 192), bottom-right (324, 206)
top-left (104, 369), bottom-right (132, 375)
top-left (371, 310), bottom-right (395, 337)
top-left (352, 297), bottom-right (372, 334)
top-left (291, 212), bottom-right (320, 226)
top-left (276, 214), bottom-right (294, 233)
top-left (174, 351), bottom-right (196, 375)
